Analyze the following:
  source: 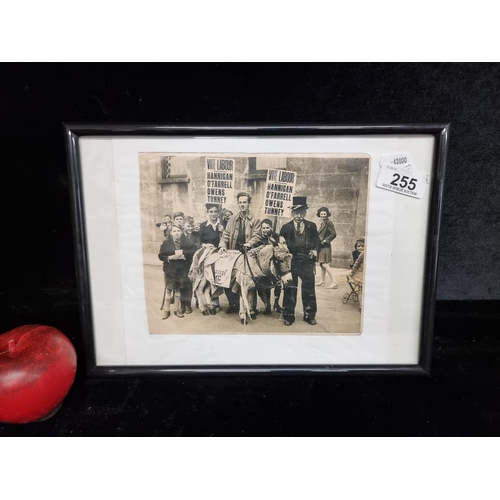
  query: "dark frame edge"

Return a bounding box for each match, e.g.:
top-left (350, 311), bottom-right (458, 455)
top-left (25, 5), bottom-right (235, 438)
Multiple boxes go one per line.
top-left (418, 123), bottom-right (450, 376)
top-left (65, 123), bottom-right (448, 377)
top-left (63, 122), bottom-right (451, 137)
top-left (64, 124), bottom-right (97, 376)
top-left (90, 364), bottom-right (428, 377)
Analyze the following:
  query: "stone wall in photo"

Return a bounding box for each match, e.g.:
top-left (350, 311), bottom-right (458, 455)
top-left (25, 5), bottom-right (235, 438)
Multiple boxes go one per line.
top-left (140, 154), bottom-right (369, 267)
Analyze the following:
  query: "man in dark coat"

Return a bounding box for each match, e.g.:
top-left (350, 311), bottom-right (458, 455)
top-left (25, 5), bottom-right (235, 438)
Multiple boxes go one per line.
top-left (279, 197), bottom-right (321, 326)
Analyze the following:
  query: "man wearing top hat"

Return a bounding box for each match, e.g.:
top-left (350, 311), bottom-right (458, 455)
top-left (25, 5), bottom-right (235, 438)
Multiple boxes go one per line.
top-left (279, 196), bottom-right (321, 326)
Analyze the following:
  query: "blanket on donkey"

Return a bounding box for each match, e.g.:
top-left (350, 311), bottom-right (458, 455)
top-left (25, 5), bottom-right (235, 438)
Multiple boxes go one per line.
top-left (190, 246), bottom-right (241, 294)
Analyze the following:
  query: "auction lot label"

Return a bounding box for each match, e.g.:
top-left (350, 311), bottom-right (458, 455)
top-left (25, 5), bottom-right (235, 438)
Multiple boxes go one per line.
top-left (377, 154), bottom-right (427, 199)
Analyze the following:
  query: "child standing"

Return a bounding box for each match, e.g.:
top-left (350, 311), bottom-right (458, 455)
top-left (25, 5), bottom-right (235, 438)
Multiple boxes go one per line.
top-left (348, 238), bottom-right (365, 311)
top-left (158, 224), bottom-right (197, 319)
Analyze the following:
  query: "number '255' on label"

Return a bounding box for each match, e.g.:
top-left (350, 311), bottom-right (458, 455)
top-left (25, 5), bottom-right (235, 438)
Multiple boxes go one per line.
top-left (376, 164), bottom-right (427, 199)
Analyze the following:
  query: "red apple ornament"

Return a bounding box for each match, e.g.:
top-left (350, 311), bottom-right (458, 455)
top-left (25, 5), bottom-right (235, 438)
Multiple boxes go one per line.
top-left (0, 325), bottom-right (77, 423)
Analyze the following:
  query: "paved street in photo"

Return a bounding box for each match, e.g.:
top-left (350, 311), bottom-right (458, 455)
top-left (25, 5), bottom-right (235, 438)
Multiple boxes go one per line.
top-left (143, 255), bottom-right (362, 336)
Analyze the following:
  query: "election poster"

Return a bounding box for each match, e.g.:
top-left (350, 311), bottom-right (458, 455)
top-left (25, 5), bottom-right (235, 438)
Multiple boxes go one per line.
top-left (263, 168), bottom-right (296, 217)
top-left (206, 158), bottom-right (235, 205)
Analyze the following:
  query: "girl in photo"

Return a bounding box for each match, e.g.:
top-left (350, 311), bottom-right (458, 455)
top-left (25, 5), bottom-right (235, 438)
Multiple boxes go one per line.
top-left (350, 238), bottom-right (365, 268)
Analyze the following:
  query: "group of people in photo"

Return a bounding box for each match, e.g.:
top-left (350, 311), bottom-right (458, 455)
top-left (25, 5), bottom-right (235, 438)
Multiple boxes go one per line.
top-left (157, 192), bottom-right (365, 326)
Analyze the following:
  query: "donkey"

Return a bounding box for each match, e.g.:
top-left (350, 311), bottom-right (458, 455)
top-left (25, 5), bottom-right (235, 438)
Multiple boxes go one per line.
top-left (190, 242), bottom-right (292, 324)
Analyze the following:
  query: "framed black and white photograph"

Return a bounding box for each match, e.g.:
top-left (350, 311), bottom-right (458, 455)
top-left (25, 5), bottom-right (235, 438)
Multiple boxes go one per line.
top-left (66, 124), bottom-right (448, 375)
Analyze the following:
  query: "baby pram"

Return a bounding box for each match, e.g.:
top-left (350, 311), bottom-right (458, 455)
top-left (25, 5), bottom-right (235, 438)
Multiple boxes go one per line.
top-left (342, 275), bottom-right (362, 304)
